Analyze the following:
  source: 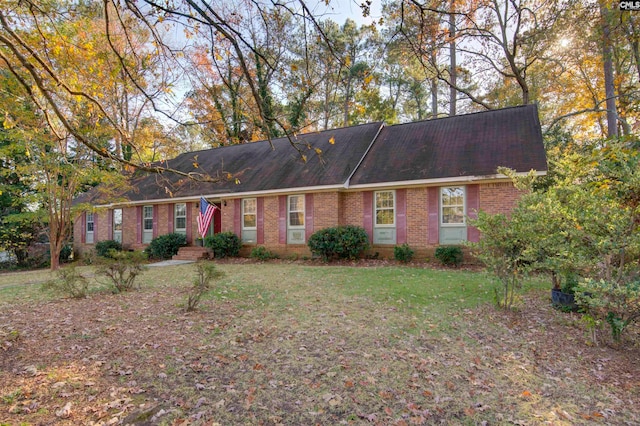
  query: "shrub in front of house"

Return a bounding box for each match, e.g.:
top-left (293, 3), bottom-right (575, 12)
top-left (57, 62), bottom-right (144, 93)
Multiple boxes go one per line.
top-left (435, 246), bottom-right (464, 267)
top-left (59, 244), bottom-right (73, 263)
top-left (204, 232), bottom-right (241, 258)
top-left (308, 225), bottom-right (369, 262)
top-left (42, 265), bottom-right (88, 299)
top-left (97, 250), bottom-right (148, 293)
top-left (250, 246), bottom-right (278, 261)
top-left (95, 240), bottom-right (122, 258)
top-left (146, 233), bottom-right (187, 259)
top-left (185, 262), bottom-right (225, 312)
top-left (394, 243), bottom-right (414, 263)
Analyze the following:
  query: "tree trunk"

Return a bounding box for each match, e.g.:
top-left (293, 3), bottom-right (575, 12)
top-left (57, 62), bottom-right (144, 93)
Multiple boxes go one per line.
top-left (431, 78), bottom-right (438, 119)
top-left (449, 0), bottom-right (456, 116)
top-left (600, 3), bottom-right (618, 138)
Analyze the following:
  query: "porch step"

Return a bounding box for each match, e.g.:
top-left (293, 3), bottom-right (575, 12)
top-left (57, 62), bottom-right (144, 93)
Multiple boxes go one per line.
top-left (172, 246), bottom-right (213, 261)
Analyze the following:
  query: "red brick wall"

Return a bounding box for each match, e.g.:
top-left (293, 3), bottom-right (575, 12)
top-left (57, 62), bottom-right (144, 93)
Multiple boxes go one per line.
top-left (313, 192), bottom-right (340, 230)
top-left (340, 192), bottom-right (363, 227)
top-left (406, 187), bottom-right (429, 248)
top-left (72, 181), bottom-right (523, 258)
top-left (479, 182), bottom-right (522, 215)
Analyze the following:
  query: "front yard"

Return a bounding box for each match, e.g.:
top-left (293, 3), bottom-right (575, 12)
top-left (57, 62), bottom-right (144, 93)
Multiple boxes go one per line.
top-left (1, 261), bottom-right (639, 425)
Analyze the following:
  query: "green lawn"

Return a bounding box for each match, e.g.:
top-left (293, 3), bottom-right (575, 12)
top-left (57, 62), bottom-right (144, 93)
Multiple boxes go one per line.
top-left (1, 261), bottom-right (638, 425)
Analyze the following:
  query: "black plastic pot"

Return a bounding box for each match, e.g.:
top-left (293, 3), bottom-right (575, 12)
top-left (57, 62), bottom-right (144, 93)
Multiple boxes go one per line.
top-left (551, 288), bottom-right (577, 311)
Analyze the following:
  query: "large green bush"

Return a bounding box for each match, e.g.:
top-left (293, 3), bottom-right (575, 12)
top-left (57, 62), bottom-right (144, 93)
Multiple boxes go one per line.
top-left (308, 225), bottom-right (369, 261)
top-left (204, 232), bottom-right (241, 258)
top-left (95, 240), bottom-right (122, 258)
top-left (145, 233), bottom-right (187, 259)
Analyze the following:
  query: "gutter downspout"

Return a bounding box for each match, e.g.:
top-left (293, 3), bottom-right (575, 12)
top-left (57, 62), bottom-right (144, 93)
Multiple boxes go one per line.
top-left (343, 122), bottom-right (385, 189)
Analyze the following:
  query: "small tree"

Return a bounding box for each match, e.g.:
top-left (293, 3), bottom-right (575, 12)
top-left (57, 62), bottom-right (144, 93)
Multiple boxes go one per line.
top-left (186, 262), bottom-right (225, 312)
top-left (470, 211), bottom-right (531, 309)
top-left (42, 265), bottom-right (88, 299)
top-left (97, 251), bottom-right (147, 293)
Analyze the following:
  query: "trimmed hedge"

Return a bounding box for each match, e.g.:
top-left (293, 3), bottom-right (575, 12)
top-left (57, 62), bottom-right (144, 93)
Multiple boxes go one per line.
top-left (204, 232), bottom-right (241, 258)
top-left (308, 225), bottom-right (369, 261)
top-left (145, 233), bottom-right (187, 259)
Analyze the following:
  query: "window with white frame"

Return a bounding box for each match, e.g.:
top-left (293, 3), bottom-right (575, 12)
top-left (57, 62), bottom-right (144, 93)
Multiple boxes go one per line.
top-left (242, 198), bottom-right (257, 229)
top-left (287, 195), bottom-right (305, 244)
top-left (86, 212), bottom-right (94, 244)
top-left (175, 203), bottom-right (187, 234)
top-left (441, 187), bottom-right (465, 225)
top-left (242, 198), bottom-right (257, 243)
top-left (288, 195), bottom-right (304, 227)
top-left (373, 190), bottom-right (396, 244)
top-left (143, 205), bottom-right (153, 243)
top-left (113, 209), bottom-right (123, 243)
top-left (375, 190), bottom-right (395, 226)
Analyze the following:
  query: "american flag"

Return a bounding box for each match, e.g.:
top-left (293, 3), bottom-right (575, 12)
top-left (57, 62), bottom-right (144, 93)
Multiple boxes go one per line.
top-left (197, 197), bottom-right (217, 238)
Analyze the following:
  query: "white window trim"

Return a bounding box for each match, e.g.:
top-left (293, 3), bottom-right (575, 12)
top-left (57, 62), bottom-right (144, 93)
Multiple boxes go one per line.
top-left (374, 190), bottom-right (396, 228)
top-left (86, 212), bottom-right (94, 231)
top-left (143, 205), bottom-right (154, 231)
top-left (440, 186), bottom-right (466, 226)
top-left (113, 209), bottom-right (123, 231)
top-left (174, 203), bottom-right (187, 233)
top-left (242, 198), bottom-right (257, 230)
top-left (287, 194), bottom-right (305, 229)
top-left (86, 212), bottom-right (94, 243)
top-left (113, 209), bottom-right (123, 241)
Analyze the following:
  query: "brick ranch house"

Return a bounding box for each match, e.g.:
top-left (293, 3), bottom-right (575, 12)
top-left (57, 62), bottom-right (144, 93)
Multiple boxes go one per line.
top-left (73, 104), bottom-right (547, 259)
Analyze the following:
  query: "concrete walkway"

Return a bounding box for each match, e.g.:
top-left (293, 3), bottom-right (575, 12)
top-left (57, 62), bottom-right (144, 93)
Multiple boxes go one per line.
top-left (147, 259), bottom-right (195, 267)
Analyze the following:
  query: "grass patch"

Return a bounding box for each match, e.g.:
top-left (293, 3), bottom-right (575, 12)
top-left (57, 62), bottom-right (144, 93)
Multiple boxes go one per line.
top-left (0, 262), bottom-right (637, 425)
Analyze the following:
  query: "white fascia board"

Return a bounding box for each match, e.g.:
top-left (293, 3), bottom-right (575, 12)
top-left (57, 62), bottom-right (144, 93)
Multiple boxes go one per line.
top-left (94, 184), bottom-right (346, 208)
top-left (344, 170), bottom-right (547, 190)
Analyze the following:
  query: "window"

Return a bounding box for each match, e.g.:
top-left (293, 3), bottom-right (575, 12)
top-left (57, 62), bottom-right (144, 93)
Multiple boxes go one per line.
top-left (242, 198), bottom-right (257, 243)
top-left (143, 205), bottom-right (153, 243)
top-left (288, 195), bottom-right (305, 227)
top-left (441, 187), bottom-right (465, 225)
top-left (242, 198), bottom-right (257, 229)
top-left (86, 212), bottom-right (94, 244)
top-left (373, 190), bottom-right (396, 244)
top-left (287, 195), bottom-right (305, 244)
top-left (175, 203), bottom-right (186, 234)
top-left (113, 209), bottom-right (122, 243)
top-left (375, 191), bottom-right (395, 226)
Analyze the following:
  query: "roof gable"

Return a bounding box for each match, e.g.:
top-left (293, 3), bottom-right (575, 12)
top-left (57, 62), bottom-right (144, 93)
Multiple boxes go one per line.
top-left (349, 104), bottom-right (547, 186)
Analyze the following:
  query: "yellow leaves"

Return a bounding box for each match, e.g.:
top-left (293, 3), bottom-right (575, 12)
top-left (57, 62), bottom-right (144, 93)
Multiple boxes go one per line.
top-left (290, 63), bottom-right (298, 72)
top-left (314, 148), bottom-right (322, 155)
top-left (363, 74), bottom-right (374, 86)
top-left (3, 114), bottom-right (15, 129)
top-left (193, 162), bottom-right (199, 169)
top-left (329, 136), bottom-right (335, 145)
top-left (234, 178), bottom-right (241, 184)
top-left (301, 154), bottom-right (307, 163)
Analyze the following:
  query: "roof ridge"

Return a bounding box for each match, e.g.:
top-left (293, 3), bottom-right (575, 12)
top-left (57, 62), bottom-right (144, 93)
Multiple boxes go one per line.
top-left (385, 104), bottom-right (537, 128)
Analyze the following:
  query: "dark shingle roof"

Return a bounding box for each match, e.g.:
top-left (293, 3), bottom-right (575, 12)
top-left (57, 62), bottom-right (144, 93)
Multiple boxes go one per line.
top-left (76, 105), bottom-right (547, 206)
top-left (121, 122), bottom-right (383, 202)
top-left (349, 104), bottom-right (547, 186)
